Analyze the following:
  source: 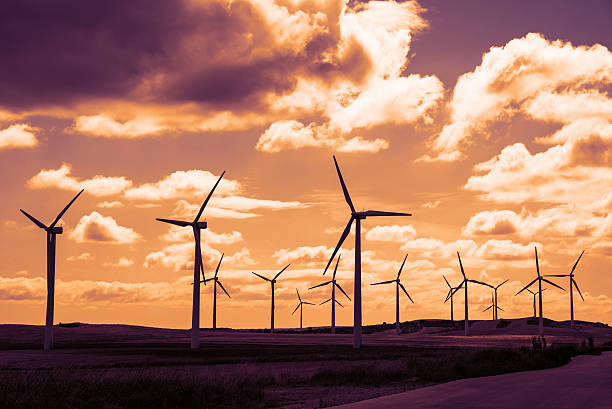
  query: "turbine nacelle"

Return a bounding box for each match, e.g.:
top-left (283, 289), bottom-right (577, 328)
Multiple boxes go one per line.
top-left (50, 226), bottom-right (63, 234)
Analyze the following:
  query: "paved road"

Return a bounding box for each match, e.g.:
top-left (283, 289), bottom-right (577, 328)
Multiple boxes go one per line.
top-left (333, 352), bottom-right (612, 409)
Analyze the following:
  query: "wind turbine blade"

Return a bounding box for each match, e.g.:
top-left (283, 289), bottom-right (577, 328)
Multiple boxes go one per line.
top-left (483, 305), bottom-right (493, 312)
top-left (200, 258), bottom-right (206, 284)
top-left (320, 298), bottom-right (331, 305)
top-left (335, 282), bottom-right (351, 301)
top-left (194, 171), bottom-right (225, 223)
top-left (303, 302), bottom-right (315, 305)
top-left (50, 189), bottom-right (84, 229)
top-left (156, 218), bottom-right (191, 227)
top-left (457, 252), bottom-right (466, 279)
top-left (217, 280), bottom-right (230, 298)
top-left (526, 288), bottom-right (535, 295)
top-left (274, 264), bottom-right (290, 280)
top-left (362, 210), bottom-right (412, 217)
top-left (371, 280), bottom-right (396, 285)
top-left (333, 155), bottom-right (355, 213)
top-left (572, 279), bottom-right (584, 301)
top-left (332, 253), bottom-right (341, 280)
top-left (497, 305), bottom-right (504, 311)
top-left (496, 279), bottom-right (509, 289)
top-left (19, 209), bottom-right (48, 229)
top-left (334, 299), bottom-right (344, 308)
top-left (544, 274), bottom-right (568, 277)
top-left (399, 282), bottom-right (414, 303)
top-left (214, 253), bottom-right (224, 278)
top-left (570, 250), bottom-right (585, 275)
top-left (443, 275), bottom-right (451, 288)
top-left (450, 280), bottom-right (465, 298)
top-left (535, 247), bottom-right (540, 277)
top-left (252, 272), bottom-right (270, 282)
top-left (397, 254), bottom-right (408, 279)
top-left (469, 279), bottom-right (494, 289)
top-left (309, 281), bottom-right (332, 290)
top-left (444, 289), bottom-right (452, 303)
top-left (542, 278), bottom-right (565, 292)
top-left (292, 304), bottom-right (300, 315)
top-left (296, 288), bottom-right (301, 302)
top-left (515, 278), bottom-right (538, 295)
top-left (323, 217), bottom-right (354, 275)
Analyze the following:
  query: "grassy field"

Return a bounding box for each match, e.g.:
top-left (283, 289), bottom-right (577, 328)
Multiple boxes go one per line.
top-left (1, 342), bottom-right (610, 409)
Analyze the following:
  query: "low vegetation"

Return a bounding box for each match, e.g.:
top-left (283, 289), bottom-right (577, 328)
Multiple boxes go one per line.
top-left (1, 343), bottom-right (610, 409)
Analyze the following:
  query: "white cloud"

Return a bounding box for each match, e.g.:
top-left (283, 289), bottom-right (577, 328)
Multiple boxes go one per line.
top-left (365, 224), bottom-right (416, 242)
top-left (97, 201), bottom-right (125, 209)
top-left (0, 124), bottom-right (38, 149)
top-left (160, 225), bottom-right (244, 245)
top-left (104, 257), bottom-right (135, 267)
top-left (74, 115), bottom-right (166, 138)
top-left (70, 211), bottom-right (141, 244)
top-left (27, 163), bottom-right (132, 197)
top-left (67, 252), bottom-right (94, 262)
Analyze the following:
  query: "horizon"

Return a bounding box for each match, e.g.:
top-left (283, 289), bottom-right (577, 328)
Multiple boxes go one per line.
top-left (1, 0), bottom-right (611, 332)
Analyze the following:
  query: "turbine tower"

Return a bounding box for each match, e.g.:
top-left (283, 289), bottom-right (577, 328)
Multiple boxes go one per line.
top-left (252, 264), bottom-right (290, 333)
top-left (449, 252), bottom-right (493, 336)
top-left (515, 247), bottom-right (565, 336)
top-left (370, 254), bottom-right (414, 334)
top-left (492, 280), bottom-right (508, 320)
top-left (292, 288), bottom-right (314, 329)
top-left (545, 250), bottom-right (585, 328)
top-left (20, 189), bottom-right (84, 350)
top-left (324, 155), bottom-right (412, 348)
top-left (483, 293), bottom-right (504, 320)
top-left (200, 254), bottom-right (230, 329)
top-left (156, 171), bottom-right (225, 349)
top-left (309, 254), bottom-right (351, 334)
top-left (443, 275), bottom-right (463, 323)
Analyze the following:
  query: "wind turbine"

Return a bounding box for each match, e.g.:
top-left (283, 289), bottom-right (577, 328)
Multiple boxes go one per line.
top-left (156, 171), bottom-right (225, 349)
top-left (20, 189), bottom-right (84, 350)
top-left (309, 253), bottom-right (351, 334)
top-left (515, 247), bottom-right (565, 336)
top-left (324, 155), bottom-right (412, 348)
top-left (443, 275), bottom-right (463, 323)
top-left (524, 288), bottom-right (545, 318)
top-left (449, 252), bottom-right (493, 336)
top-left (292, 288), bottom-right (315, 329)
top-left (544, 250), bottom-right (585, 328)
top-left (370, 254), bottom-right (414, 334)
top-left (200, 254), bottom-right (230, 329)
top-left (491, 280), bottom-right (508, 320)
top-left (483, 293), bottom-right (504, 320)
top-left (252, 264), bottom-right (290, 333)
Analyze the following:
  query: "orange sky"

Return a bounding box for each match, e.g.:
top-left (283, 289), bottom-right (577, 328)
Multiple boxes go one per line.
top-left (1, 0), bottom-right (611, 330)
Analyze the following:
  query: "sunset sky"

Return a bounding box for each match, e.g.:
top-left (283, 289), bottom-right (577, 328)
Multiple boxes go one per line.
top-left (1, 0), bottom-right (611, 330)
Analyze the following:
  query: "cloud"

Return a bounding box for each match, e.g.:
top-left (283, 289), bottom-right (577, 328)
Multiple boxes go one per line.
top-left (255, 120), bottom-right (389, 153)
top-left (0, 124), bottom-right (38, 149)
top-left (67, 252), bottom-right (94, 262)
top-left (423, 32), bottom-right (612, 161)
top-left (144, 244), bottom-right (255, 272)
top-left (104, 257), bottom-right (135, 267)
top-left (73, 115), bottom-right (166, 138)
top-left (27, 163), bottom-right (132, 197)
top-left (422, 201), bottom-right (441, 209)
top-left (365, 224), bottom-right (416, 242)
top-left (160, 225), bottom-right (243, 245)
top-left (97, 201), bottom-right (124, 209)
top-left (70, 211), bottom-right (141, 244)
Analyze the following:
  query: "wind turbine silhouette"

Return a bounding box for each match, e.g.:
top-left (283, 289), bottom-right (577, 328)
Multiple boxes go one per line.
top-left (200, 254), bottom-right (230, 329)
top-left (443, 275), bottom-right (463, 324)
top-left (370, 254), bottom-right (414, 334)
top-left (309, 254), bottom-right (351, 334)
top-left (515, 247), bottom-right (565, 336)
top-left (324, 155), bottom-right (412, 348)
top-left (545, 250), bottom-right (585, 328)
top-left (252, 264), bottom-right (290, 333)
top-left (156, 171), bottom-right (225, 349)
top-left (491, 280), bottom-right (508, 320)
top-left (483, 293), bottom-right (503, 320)
top-left (524, 288), bottom-right (546, 318)
top-left (449, 252), bottom-right (492, 336)
top-left (20, 189), bottom-right (84, 350)
top-left (292, 289), bottom-right (314, 329)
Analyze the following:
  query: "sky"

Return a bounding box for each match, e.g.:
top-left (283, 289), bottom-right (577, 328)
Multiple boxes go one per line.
top-left (1, 0), bottom-right (611, 330)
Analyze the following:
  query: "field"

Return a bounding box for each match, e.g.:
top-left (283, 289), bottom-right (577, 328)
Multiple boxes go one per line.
top-left (1, 318), bottom-right (611, 408)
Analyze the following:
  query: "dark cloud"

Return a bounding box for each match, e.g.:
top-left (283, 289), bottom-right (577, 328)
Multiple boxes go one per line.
top-left (0, 0), bottom-right (365, 111)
